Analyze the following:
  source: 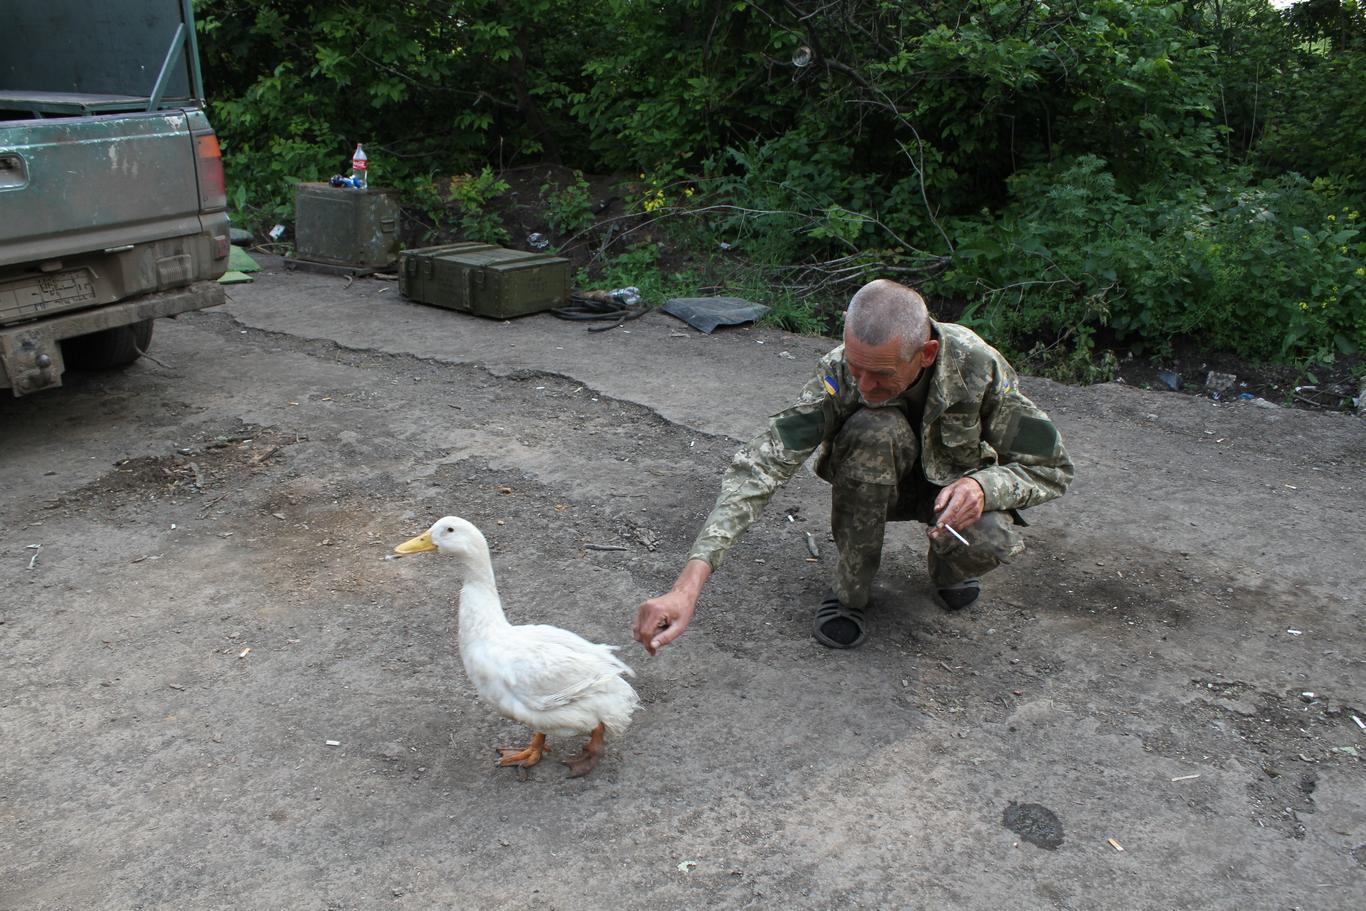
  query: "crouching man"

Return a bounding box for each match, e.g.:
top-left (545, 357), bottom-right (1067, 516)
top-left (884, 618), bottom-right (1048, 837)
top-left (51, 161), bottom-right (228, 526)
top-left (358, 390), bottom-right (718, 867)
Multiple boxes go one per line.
top-left (633, 279), bottom-right (1074, 651)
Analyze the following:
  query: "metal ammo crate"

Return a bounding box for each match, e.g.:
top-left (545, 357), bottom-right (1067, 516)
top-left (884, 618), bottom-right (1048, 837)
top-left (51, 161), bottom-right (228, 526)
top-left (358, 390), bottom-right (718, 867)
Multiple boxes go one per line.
top-left (293, 182), bottom-right (400, 269)
top-left (399, 242), bottom-right (570, 319)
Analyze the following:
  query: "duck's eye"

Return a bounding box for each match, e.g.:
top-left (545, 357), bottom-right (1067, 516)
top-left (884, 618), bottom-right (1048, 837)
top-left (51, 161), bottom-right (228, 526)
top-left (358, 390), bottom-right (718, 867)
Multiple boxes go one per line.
top-left (444, 527), bottom-right (454, 534)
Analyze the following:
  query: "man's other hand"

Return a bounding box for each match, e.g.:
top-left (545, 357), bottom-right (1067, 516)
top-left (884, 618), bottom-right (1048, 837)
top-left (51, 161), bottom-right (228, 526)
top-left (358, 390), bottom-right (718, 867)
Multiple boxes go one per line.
top-left (928, 476), bottom-right (985, 540)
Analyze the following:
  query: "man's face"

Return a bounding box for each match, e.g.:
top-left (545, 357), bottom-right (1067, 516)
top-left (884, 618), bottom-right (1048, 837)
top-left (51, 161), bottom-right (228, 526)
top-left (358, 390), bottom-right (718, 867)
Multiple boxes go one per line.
top-left (844, 331), bottom-right (939, 406)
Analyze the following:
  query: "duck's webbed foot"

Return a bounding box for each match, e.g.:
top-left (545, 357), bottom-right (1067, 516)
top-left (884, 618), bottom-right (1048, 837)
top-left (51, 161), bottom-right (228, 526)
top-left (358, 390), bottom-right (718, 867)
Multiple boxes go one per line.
top-left (496, 731), bottom-right (547, 768)
top-left (563, 722), bottom-right (605, 778)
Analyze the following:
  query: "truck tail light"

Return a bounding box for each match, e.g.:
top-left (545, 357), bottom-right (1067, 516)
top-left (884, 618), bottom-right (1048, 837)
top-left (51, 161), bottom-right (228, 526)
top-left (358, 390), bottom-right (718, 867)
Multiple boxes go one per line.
top-left (195, 132), bottom-right (227, 211)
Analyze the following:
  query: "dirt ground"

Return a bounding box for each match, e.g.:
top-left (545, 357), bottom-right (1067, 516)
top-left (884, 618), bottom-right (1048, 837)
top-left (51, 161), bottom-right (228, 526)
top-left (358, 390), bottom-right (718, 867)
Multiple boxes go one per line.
top-left (2, 260), bottom-right (1364, 910)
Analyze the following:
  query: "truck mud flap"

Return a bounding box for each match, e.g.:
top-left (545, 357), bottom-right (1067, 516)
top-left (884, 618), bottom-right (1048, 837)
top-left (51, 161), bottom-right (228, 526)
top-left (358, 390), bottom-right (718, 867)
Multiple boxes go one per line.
top-left (0, 281), bottom-right (223, 396)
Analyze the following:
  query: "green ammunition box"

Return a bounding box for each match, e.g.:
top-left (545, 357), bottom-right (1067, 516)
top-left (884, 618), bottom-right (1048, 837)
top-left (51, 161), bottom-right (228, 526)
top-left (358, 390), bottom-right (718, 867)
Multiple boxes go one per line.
top-left (293, 183), bottom-right (400, 269)
top-left (399, 242), bottom-right (570, 319)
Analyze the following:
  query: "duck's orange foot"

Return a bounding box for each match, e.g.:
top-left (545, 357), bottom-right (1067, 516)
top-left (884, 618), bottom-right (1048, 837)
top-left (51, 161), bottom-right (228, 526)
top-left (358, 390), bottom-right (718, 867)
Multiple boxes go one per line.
top-left (563, 722), bottom-right (605, 779)
top-left (496, 731), bottom-right (547, 768)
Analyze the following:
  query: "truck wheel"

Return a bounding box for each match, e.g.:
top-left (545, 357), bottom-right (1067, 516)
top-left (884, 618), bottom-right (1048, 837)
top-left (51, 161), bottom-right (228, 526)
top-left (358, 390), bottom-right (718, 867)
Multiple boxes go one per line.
top-left (62, 319), bottom-right (155, 370)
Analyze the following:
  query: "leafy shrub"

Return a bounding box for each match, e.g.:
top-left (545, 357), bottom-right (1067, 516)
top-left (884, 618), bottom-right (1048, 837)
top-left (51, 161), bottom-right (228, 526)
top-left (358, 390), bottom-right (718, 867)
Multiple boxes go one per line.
top-left (942, 157), bottom-right (1366, 368)
top-left (1174, 180), bottom-right (1365, 360)
top-left (590, 242), bottom-right (698, 306)
top-left (408, 167), bottom-right (511, 245)
top-left (197, 0), bottom-right (1366, 377)
top-left (596, 242), bottom-right (661, 292)
top-left (540, 171), bottom-right (596, 237)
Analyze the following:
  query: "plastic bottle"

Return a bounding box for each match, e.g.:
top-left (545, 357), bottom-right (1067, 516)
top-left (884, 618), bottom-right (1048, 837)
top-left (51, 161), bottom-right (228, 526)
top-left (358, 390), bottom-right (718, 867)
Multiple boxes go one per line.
top-left (351, 143), bottom-right (368, 189)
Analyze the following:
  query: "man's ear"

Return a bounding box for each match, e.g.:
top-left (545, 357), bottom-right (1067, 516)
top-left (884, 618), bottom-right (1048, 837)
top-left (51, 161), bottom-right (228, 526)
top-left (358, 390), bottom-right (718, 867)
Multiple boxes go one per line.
top-left (920, 338), bottom-right (941, 367)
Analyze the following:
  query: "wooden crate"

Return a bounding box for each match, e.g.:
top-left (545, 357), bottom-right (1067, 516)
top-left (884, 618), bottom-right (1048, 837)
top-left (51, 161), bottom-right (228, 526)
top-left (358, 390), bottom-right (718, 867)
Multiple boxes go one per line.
top-left (399, 242), bottom-right (570, 319)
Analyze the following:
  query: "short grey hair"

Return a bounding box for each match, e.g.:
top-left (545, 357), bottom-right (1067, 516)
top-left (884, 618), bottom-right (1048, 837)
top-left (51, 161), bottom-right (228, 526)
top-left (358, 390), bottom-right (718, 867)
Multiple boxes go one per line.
top-left (844, 280), bottom-right (930, 359)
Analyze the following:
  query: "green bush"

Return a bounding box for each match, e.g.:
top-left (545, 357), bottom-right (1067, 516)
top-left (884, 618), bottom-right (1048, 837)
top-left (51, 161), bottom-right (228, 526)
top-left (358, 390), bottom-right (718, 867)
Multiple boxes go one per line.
top-left (942, 157), bottom-right (1366, 368)
top-left (540, 171), bottom-right (596, 237)
top-left (197, 0), bottom-right (1366, 377)
top-left (407, 167), bottom-right (511, 245)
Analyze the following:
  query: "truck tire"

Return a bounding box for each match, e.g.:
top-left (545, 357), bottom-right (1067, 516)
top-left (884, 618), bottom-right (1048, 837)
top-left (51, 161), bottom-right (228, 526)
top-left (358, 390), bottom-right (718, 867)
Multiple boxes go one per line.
top-left (62, 319), bottom-right (155, 371)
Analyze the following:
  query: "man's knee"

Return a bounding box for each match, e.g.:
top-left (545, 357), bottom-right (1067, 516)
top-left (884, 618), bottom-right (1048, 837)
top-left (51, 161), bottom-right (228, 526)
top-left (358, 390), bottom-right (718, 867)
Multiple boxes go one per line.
top-left (824, 408), bottom-right (919, 486)
top-left (928, 510), bottom-right (1025, 584)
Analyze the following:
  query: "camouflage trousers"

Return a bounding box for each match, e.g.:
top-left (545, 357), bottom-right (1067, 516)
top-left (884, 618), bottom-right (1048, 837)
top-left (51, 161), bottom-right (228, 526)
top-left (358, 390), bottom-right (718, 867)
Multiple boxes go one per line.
top-left (815, 407), bottom-right (1025, 609)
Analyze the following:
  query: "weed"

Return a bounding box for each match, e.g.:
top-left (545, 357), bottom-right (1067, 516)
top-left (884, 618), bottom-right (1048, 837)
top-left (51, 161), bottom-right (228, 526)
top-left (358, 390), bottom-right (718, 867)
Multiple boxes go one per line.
top-left (540, 171), bottom-right (596, 237)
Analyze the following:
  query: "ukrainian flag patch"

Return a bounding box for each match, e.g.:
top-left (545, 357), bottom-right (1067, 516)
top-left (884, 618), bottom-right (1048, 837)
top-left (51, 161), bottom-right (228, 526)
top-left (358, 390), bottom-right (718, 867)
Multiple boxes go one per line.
top-left (822, 375), bottom-right (839, 396)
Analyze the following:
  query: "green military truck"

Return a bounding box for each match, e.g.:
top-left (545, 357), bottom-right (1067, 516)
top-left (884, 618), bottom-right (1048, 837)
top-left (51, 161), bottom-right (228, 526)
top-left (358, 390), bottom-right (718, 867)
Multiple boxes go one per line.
top-left (0, 0), bottom-right (230, 397)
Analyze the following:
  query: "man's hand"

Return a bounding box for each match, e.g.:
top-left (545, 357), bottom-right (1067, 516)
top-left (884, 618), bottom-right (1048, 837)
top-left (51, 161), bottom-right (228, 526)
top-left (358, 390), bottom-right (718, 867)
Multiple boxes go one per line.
top-left (632, 559), bottom-right (711, 655)
top-left (928, 476), bottom-right (985, 541)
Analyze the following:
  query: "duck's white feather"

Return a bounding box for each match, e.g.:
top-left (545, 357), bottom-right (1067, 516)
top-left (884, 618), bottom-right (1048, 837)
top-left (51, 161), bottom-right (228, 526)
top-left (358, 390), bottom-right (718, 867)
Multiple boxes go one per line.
top-left (414, 516), bottom-right (640, 741)
top-left (463, 628), bottom-right (638, 737)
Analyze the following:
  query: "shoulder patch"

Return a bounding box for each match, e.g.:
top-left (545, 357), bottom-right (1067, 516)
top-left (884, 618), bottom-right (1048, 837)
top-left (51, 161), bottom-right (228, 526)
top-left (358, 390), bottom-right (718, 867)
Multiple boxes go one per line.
top-left (774, 410), bottom-right (827, 452)
top-left (1009, 416), bottom-right (1060, 458)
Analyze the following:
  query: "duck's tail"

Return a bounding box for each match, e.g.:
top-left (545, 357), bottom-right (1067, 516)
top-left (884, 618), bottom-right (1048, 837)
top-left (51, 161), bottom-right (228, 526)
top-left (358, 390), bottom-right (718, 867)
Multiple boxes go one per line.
top-left (600, 674), bottom-right (642, 739)
top-left (602, 643), bottom-right (636, 677)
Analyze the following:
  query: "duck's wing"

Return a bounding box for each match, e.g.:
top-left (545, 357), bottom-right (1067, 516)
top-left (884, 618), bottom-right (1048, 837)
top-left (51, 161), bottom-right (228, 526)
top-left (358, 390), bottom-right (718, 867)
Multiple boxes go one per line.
top-left (486, 625), bottom-right (633, 712)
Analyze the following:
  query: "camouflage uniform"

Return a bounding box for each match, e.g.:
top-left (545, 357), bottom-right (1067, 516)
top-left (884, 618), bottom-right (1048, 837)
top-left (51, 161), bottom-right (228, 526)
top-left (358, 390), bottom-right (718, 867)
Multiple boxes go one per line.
top-left (687, 321), bottom-right (1073, 608)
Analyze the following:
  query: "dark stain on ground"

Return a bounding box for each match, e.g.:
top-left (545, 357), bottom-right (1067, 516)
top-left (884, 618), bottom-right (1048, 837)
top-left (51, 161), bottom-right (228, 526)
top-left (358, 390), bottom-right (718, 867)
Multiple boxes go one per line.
top-left (41, 423), bottom-right (297, 514)
top-left (1003, 801), bottom-right (1065, 850)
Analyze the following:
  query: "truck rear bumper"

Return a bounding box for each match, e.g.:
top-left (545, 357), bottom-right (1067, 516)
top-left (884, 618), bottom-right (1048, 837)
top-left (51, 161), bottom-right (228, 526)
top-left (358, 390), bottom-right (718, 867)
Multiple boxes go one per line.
top-left (0, 280), bottom-right (224, 396)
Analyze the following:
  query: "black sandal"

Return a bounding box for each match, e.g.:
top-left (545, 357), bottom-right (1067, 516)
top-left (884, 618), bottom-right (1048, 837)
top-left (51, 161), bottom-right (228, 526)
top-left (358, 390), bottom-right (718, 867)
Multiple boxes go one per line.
top-left (812, 590), bottom-right (867, 649)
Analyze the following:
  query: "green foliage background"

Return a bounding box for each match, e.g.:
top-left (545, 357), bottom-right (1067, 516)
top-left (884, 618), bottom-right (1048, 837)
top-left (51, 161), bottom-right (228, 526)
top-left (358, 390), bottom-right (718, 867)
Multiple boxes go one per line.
top-left (196, 0), bottom-right (1366, 375)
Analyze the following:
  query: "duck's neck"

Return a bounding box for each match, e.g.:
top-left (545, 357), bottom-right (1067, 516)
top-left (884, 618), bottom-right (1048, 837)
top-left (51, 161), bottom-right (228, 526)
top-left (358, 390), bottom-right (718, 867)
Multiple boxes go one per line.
top-left (457, 550), bottom-right (511, 639)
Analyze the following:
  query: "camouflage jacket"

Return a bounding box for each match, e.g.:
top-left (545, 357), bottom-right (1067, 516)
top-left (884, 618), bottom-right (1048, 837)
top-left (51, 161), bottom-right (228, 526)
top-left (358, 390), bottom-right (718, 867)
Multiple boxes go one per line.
top-left (687, 320), bottom-right (1074, 569)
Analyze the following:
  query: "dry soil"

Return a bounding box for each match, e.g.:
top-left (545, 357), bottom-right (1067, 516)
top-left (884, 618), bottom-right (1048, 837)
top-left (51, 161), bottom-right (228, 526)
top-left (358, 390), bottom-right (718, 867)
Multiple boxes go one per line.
top-left (2, 261), bottom-right (1364, 910)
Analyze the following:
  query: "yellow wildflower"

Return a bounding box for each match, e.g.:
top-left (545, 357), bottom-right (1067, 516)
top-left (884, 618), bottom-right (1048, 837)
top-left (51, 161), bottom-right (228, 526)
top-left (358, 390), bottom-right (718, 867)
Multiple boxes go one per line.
top-left (1298, 301), bottom-right (1309, 311)
top-left (1327, 214), bottom-right (1336, 222)
top-left (1356, 267), bottom-right (1365, 277)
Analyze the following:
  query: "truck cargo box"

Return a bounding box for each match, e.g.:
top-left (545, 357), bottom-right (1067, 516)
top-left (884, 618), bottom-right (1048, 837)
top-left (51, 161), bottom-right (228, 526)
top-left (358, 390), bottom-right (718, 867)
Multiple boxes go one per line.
top-left (0, 0), bottom-right (229, 396)
top-left (399, 242), bottom-right (570, 319)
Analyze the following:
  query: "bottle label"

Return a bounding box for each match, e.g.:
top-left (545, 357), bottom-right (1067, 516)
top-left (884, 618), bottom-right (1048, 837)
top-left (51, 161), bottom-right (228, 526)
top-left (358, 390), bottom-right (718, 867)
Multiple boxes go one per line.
top-left (352, 160), bottom-right (367, 170)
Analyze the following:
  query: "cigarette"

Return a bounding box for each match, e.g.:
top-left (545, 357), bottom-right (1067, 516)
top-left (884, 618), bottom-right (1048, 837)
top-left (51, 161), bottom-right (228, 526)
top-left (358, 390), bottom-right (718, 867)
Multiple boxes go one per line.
top-left (941, 523), bottom-right (970, 547)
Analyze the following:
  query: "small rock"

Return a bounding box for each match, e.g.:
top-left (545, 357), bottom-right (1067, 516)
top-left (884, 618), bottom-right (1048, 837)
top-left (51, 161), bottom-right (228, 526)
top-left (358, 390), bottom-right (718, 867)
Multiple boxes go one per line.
top-left (380, 742), bottom-right (404, 761)
top-left (1204, 371), bottom-right (1237, 398)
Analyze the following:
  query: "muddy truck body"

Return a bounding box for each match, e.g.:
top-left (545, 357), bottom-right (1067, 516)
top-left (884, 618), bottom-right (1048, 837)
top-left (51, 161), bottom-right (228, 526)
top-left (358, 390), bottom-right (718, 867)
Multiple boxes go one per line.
top-left (0, 0), bottom-right (229, 397)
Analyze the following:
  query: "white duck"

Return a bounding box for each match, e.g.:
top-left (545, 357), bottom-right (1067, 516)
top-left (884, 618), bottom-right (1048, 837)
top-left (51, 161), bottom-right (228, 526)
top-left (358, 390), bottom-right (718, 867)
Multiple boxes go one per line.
top-left (394, 516), bottom-right (640, 777)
